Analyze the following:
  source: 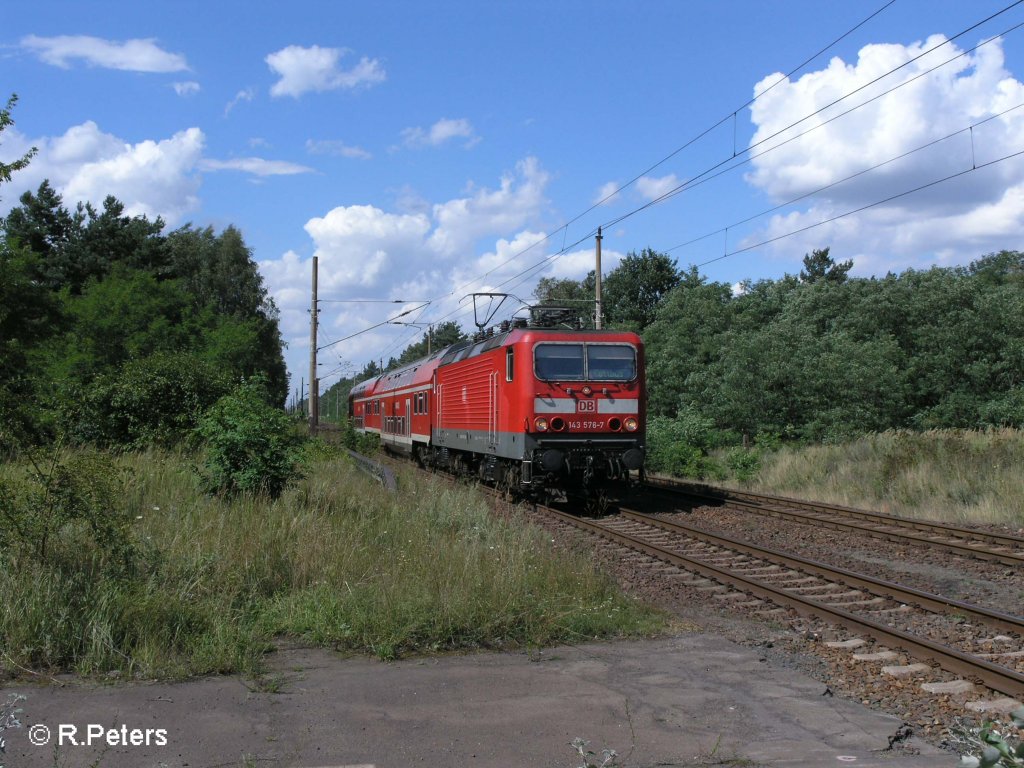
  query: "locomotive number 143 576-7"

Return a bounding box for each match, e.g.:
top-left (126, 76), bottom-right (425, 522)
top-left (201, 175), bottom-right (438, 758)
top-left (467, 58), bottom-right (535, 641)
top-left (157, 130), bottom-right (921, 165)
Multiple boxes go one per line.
top-left (569, 420), bottom-right (605, 430)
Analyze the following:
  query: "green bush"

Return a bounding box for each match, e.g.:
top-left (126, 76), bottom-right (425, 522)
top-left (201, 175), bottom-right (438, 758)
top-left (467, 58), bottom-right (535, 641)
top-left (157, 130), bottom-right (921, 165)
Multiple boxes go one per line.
top-left (0, 450), bottom-right (134, 572)
top-left (646, 411), bottom-right (725, 479)
top-left (725, 446), bottom-right (762, 483)
top-left (195, 378), bottom-right (303, 498)
top-left (68, 351), bottom-right (232, 450)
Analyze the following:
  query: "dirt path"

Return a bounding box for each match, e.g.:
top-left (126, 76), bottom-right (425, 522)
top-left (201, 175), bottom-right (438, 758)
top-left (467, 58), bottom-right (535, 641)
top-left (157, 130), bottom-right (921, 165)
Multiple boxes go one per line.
top-left (3, 633), bottom-right (945, 768)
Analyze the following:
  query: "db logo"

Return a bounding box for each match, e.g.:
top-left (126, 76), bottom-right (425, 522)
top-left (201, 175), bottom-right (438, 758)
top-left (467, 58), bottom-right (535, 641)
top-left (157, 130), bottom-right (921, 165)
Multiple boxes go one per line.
top-left (576, 400), bottom-right (596, 413)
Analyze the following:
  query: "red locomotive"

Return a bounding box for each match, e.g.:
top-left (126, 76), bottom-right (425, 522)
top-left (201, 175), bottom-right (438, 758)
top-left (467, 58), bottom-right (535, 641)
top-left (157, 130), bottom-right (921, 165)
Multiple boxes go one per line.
top-left (348, 308), bottom-right (646, 496)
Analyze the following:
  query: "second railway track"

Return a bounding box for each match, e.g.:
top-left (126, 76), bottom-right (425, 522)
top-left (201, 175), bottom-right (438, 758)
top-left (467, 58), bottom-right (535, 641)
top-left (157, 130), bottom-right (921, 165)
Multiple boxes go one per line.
top-left (647, 479), bottom-right (1024, 567)
top-left (542, 501), bottom-right (1024, 701)
top-left (373, 454), bottom-right (1024, 717)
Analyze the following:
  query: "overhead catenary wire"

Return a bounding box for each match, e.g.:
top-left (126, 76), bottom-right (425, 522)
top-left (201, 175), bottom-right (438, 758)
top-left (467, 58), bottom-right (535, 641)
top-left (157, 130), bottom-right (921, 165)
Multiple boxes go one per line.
top-left (665, 101), bottom-right (1024, 254)
top-left (322, 0), bottom-right (1024, 364)
top-left (695, 145), bottom-right (1024, 269)
top-left (315, 1), bottom-right (904, 355)
top-left (599, 14), bottom-right (1024, 234)
top-left (431, 0), bottom-right (904, 305)
top-left (317, 302), bottom-right (430, 353)
top-left (453, 4), bottom-right (1024, 308)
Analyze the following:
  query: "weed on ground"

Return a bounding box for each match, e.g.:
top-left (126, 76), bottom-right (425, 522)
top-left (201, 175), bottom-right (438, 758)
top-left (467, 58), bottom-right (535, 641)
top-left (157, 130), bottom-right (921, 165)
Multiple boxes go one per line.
top-left (0, 449), bottom-right (664, 680)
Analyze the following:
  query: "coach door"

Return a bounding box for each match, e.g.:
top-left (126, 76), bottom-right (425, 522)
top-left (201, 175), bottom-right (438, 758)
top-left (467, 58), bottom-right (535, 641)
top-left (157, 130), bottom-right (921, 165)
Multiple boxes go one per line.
top-left (405, 398), bottom-right (411, 437)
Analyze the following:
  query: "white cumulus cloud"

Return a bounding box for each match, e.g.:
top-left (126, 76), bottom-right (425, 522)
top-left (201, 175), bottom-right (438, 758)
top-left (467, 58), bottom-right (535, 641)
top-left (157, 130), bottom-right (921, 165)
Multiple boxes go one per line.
top-left (304, 205), bottom-right (432, 290)
top-left (305, 138), bottom-right (372, 159)
top-left (428, 156), bottom-right (549, 257)
top-left (742, 34), bottom-right (1024, 269)
top-left (200, 157), bottom-right (314, 176)
top-left (173, 81), bottom-right (200, 96)
top-left (0, 122), bottom-right (203, 224)
top-left (0, 120), bottom-right (317, 224)
top-left (266, 45), bottom-right (385, 98)
top-left (21, 35), bottom-right (188, 72)
top-left (400, 118), bottom-right (479, 149)
top-left (224, 88), bottom-right (255, 116)
top-left (547, 246), bottom-right (624, 280)
top-left (636, 174), bottom-right (682, 202)
top-left (260, 158), bottom-right (567, 377)
top-left (593, 181), bottom-right (621, 206)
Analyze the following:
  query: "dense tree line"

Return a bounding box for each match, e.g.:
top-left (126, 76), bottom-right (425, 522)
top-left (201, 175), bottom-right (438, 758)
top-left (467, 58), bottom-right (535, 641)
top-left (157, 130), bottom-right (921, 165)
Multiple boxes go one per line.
top-left (1, 177), bottom-right (287, 450)
top-left (5, 96), bottom-right (1019, 454)
top-left (542, 247), bottom-right (1024, 443)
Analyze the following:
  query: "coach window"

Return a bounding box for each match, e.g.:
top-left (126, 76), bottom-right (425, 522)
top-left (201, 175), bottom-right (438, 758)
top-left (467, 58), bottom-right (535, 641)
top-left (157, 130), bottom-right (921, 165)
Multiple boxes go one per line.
top-left (506, 347), bottom-right (514, 382)
top-left (535, 343), bottom-right (584, 380)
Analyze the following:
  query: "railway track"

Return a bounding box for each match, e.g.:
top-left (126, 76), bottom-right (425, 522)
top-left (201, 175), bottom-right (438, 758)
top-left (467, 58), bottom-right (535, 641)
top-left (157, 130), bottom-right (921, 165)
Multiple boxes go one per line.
top-left (646, 479), bottom-right (1024, 567)
top-left (367, 454), bottom-right (1024, 712)
top-left (542, 502), bottom-right (1024, 701)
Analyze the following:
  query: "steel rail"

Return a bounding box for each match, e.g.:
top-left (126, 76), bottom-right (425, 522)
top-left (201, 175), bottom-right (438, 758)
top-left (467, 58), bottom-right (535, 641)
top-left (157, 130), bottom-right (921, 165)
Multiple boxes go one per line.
top-left (647, 479), bottom-right (1024, 567)
top-left (542, 504), bottom-right (1024, 699)
top-left (620, 508), bottom-right (1024, 635)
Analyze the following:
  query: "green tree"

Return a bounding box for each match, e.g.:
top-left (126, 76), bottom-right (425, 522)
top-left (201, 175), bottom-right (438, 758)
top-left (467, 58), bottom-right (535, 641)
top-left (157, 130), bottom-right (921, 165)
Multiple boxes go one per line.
top-left (5, 188), bottom-right (168, 294)
top-left (0, 95), bottom-right (51, 449)
top-left (642, 270), bottom-right (734, 417)
top-left (166, 224), bottom-right (288, 404)
top-left (0, 94), bottom-right (36, 191)
top-left (75, 196), bottom-right (169, 279)
top-left (602, 248), bottom-right (681, 331)
top-left (51, 266), bottom-right (195, 382)
top-left (2, 181), bottom-right (79, 286)
top-left (799, 246), bottom-right (852, 284)
top-left (70, 351), bottom-right (233, 449)
top-left (0, 244), bottom-right (64, 449)
top-left (396, 320), bottom-right (468, 364)
top-left (533, 275), bottom-right (595, 327)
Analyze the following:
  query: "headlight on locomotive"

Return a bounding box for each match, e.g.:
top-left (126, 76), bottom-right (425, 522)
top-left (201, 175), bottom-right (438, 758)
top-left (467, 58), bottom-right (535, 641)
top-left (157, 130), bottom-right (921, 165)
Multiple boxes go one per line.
top-left (624, 417), bottom-right (639, 432)
top-left (535, 417), bottom-right (549, 432)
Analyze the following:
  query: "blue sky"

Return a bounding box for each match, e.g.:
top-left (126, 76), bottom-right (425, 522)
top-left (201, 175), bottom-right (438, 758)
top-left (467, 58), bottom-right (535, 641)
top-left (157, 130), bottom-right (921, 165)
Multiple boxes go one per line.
top-left (3, 1), bottom-right (1024, 395)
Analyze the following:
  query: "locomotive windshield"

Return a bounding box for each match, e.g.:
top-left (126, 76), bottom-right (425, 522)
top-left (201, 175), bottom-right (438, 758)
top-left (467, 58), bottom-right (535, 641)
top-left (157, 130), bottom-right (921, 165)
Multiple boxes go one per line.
top-left (534, 343), bottom-right (636, 381)
top-left (587, 344), bottom-right (636, 380)
top-left (534, 343), bottom-right (585, 380)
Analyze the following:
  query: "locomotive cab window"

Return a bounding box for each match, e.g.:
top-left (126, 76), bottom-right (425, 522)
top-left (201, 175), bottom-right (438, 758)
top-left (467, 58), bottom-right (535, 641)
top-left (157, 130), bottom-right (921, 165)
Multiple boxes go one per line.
top-left (534, 344), bottom-right (585, 380)
top-left (534, 342), bottom-right (636, 381)
top-left (587, 344), bottom-right (636, 381)
top-left (506, 347), bottom-right (514, 382)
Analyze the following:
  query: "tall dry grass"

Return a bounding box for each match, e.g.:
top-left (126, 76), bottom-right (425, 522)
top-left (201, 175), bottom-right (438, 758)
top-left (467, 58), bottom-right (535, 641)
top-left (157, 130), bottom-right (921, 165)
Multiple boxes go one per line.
top-left (1, 448), bottom-right (663, 679)
top-left (733, 429), bottom-right (1024, 527)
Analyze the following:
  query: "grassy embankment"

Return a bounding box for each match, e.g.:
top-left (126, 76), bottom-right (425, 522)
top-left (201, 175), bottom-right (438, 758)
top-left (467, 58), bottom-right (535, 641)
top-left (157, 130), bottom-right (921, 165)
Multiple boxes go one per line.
top-left (720, 428), bottom-right (1024, 527)
top-left (0, 448), bottom-right (664, 680)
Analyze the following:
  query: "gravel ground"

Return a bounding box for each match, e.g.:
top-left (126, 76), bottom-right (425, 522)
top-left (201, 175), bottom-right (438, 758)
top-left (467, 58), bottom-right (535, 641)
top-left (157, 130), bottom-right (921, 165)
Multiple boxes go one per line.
top-left (675, 500), bottom-right (1024, 612)
top-left (493, 494), bottom-right (1024, 759)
